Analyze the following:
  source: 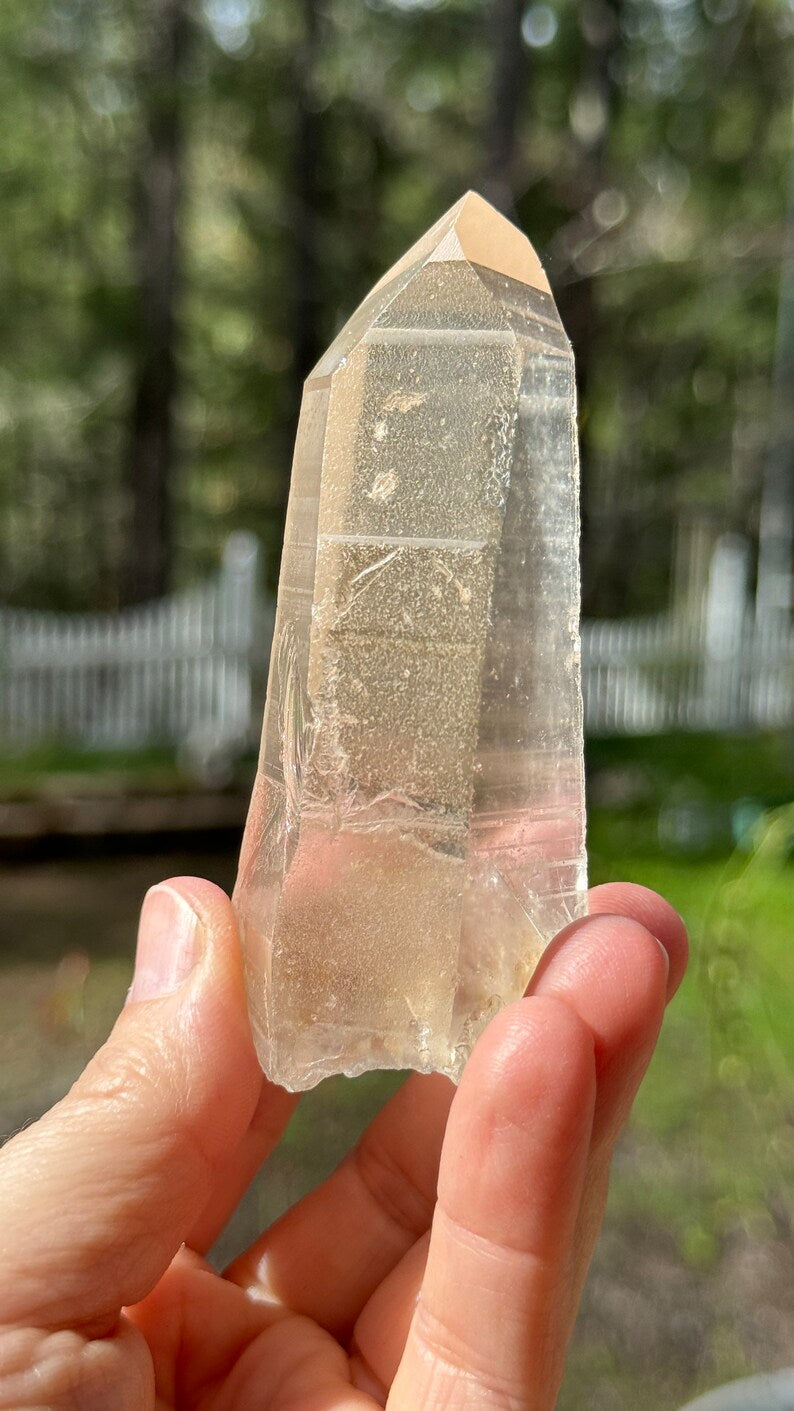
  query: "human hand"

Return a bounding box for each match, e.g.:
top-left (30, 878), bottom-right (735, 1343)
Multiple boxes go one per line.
top-left (0, 877), bottom-right (687, 1410)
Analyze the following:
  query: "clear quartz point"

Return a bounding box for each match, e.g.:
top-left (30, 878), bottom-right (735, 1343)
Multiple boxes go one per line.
top-left (234, 191), bottom-right (587, 1091)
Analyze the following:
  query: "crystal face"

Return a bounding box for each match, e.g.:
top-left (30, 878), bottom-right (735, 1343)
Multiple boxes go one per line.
top-left (234, 192), bottom-right (587, 1091)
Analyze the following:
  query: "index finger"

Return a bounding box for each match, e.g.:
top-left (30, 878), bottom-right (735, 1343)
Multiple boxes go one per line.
top-left (587, 881), bottom-right (689, 996)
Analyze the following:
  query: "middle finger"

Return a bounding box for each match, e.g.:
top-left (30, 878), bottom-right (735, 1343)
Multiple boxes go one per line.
top-left (224, 1069), bottom-right (454, 1337)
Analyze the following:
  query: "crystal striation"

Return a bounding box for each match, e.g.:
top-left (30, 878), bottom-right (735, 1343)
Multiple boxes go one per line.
top-left (234, 192), bottom-right (587, 1091)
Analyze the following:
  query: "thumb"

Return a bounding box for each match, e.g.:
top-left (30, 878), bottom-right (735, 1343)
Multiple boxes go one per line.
top-left (0, 878), bottom-right (263, 1337)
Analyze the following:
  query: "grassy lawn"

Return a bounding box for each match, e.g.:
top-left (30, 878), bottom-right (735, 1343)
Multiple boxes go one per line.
top-left (558, 734), bottom-right (794, 1409)
top-left (0, 731), bottom-right (792, 1409)
top-left (0, 744), bottom-right (185, 799)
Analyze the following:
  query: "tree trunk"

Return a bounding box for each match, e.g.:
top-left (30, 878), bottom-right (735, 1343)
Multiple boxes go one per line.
top-left (123, 0), bottom-right (189, 605)
top-left (291, 0), bottom-right (323, 398)
top-left (755, 135), bottom-right (794, 625)
top-left (558, 0), bottom-right (623, 616)
top-left (482, 0), bottom-right (527, 215)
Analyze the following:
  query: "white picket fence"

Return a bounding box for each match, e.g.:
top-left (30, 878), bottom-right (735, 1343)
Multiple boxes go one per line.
top-left (582, 532), bottom-right (793, 732)
top-left (0, 534), bottom-right (271, 752)
top-left (581, 613), bottom-right (793, 734)
top-left (0, 534), bottom-right (791, 748)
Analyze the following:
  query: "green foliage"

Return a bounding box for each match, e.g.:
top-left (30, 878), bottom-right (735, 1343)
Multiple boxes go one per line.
top-left (587, 730), bottom-right (794, 810)
top-left (0, 0), bottom-right (792, 609)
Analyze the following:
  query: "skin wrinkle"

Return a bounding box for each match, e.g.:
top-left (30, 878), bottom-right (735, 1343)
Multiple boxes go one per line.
top-left (430, 1202), bottom-right (568, 1271)
top-left (477, 1073), bottom-right (594, 1158)
top-left (405, 1297), bottom-right (566, 1411)
top-left (62, 1020), bottom-right (219, 1178)
top-left (0, 1320), bottom-right (152, 1411)
top-left (216, 1314), bottom-right (342, 1410)
top-left (3, 1222), bottom-right (138, 1342)
top-left (350, 1132), bottom-right (437, 1245)
top-left (1, 959), bottom-right (262, 1337)
top-left (408, 1301), bottom-right (536, 1411)
top-left (1, 1104), bottom-right (208, 1334)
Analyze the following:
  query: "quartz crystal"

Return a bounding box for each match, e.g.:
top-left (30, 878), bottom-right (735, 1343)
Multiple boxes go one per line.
top-left (234, 191), bottom-right (587, 1091)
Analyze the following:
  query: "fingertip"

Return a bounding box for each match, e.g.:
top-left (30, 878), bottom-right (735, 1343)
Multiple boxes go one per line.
top-left (450, 994), bottom-right (597, 1187)
top-left (525, 912), bottom-right (672, 1157)
top-left (155, 875), bottom-right (235, 934)
top-left (463, 993), bottom-right (595, 1104)
top-left (127, 876), bottom-right (261, 1164)
top-left (532, 913), bottom-right (669, 1046)
top-left (153, 876), bottom-right (246, 1002)
top-left (587, 882), bottom-right (689, 998)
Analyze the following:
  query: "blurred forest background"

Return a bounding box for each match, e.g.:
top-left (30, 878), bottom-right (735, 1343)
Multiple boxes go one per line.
top-left (0, 0), bottom-right (792, 618)
top-left (1, 3), bottom-right (793, 1410)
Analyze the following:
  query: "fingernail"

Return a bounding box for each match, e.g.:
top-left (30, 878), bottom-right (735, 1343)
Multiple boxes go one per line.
top-left (128, 885), bottom-right (202, 1002)
top-left (655, 934), bottom-right (671, 978)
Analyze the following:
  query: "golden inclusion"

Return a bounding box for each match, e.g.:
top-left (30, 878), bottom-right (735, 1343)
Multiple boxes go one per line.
top-left (234, 192), bottom-right (587, 1091)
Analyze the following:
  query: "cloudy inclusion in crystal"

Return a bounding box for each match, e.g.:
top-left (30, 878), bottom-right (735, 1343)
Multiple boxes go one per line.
top-left (234, 192), bottom-right (587, 1091)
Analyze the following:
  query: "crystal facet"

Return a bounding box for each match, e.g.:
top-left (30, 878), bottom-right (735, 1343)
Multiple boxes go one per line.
top-left (234, 192), bottom-right (587, 1091)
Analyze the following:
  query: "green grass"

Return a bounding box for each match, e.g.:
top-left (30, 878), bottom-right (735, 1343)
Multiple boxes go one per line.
top-left (597, 838), bottom-right (793, 1212)
top-left (555, 742), bottom-right (794, 1411)
top-left (0, 743), bottom-right (184, 798)
top-left (587, 738), bottom-right (794, 1238)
